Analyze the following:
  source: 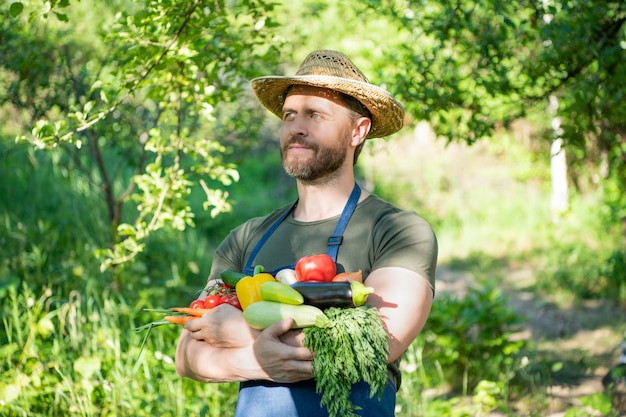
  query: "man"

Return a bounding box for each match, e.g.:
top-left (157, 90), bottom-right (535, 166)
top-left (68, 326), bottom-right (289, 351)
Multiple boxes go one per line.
top-left (175, 50), bottom-right (437, 417)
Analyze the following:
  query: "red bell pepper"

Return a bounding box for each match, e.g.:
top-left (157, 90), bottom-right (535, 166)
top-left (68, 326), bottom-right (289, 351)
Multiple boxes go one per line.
top-left (295, 254), bottom-right (337, 282)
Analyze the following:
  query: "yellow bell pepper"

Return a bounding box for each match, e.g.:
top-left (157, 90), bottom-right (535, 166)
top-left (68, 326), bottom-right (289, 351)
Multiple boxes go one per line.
top-left (235, 265), bottom-right (276, 310)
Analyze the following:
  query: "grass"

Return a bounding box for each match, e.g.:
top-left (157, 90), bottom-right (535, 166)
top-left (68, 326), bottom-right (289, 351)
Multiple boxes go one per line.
top-left (0, 283), bottom-right (240, 417)
top-left (1, 127), bottom-right (625, 416)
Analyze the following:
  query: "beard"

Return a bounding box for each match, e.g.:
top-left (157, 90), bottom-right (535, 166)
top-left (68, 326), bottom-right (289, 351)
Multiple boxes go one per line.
top-left (280, 136), bottom-right (348, 183)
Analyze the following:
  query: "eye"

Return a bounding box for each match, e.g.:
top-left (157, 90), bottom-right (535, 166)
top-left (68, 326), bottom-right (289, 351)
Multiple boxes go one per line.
top-left (283, 111), bottom-right (295, 121)
top-left (310, 112), bottom-right (322, 120)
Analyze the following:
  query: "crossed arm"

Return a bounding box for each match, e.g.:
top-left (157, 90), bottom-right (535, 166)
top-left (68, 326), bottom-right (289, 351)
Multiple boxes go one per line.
top-left (174, 266), bottom-right (433, 383)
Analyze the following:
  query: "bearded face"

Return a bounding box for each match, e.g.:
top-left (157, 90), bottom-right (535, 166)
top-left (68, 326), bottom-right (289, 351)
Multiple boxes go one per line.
top-left (279, 86), bottom-right (358, 184)
top-left (280, 133), bottom-right (350, 182)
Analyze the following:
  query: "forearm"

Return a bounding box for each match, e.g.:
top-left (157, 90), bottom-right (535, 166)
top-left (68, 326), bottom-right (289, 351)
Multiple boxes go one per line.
top-left (175, 329), bottom-right (267, 383)
top-left (176, 320), bottom-right (315, 384)
top-left (366, 267), bottom-right (434, 363)
top-left (384, 286), bottom-right (432, 362)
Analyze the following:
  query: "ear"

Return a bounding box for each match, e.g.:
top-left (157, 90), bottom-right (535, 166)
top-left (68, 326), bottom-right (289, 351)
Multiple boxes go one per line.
top-left (351, 116), bottom-right (371, 147)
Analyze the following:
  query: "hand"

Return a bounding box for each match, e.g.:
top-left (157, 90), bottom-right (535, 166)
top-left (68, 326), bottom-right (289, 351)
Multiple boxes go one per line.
top-left (279, 328), bottom-right (306, 347)
top-left (176, 312), bottom-right (313, 383)
top-left (184, 303), bottom-right (258, 348)
top-left (253, 319), bottom-right (314, 383)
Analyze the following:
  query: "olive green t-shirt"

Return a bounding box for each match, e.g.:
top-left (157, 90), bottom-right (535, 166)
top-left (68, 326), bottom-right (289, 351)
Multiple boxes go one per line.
top-left (210, 194), bottom-right (437, 290)
top-left (209, 193), bottom-right (438, 390)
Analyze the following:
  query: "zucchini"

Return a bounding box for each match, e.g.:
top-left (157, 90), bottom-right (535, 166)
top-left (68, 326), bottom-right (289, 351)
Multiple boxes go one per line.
top-left (220, 269), bottom-right (247, 288)
top-left (260, 281), bottom-right (304, 305)
top-left (243, 301), bottom-right (329, 330)
top-left (291, 281), bottom-right (374, 309)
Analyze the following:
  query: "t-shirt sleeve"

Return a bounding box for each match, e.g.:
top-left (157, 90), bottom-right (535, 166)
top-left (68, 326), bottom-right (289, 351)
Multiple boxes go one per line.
top-left (209, 223), bottom-right (251, 281)
top-left (372, 210), bottom-right (438, 292)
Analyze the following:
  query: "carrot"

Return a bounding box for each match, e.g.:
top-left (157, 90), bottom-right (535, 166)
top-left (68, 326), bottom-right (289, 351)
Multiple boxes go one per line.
top-left (332, 269), bottom-right (363, 283)
top-left (164, 315), bottom-right (198, 325)
top-left (169, 307), bottom-right (212, 317)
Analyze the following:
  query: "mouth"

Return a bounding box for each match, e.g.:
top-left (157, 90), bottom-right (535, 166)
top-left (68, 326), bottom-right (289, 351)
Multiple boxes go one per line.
top-left (288, 143), bottom-right (311, 151)
top-left (284, 138), bottom-right (317, 154)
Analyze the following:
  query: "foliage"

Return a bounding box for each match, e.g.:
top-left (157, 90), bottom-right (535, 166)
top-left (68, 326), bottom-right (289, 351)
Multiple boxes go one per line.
top-left (194, 150), bottom-right (297, 240)
top-left (360, 0), bottom-right (626, 228)
top-left (364, 0), bottom-right (626, 146)
top-left (536, 244), bottom-right (626, 302)
top-left (0, 144), bottom-right (107, 291)
top-left (0, 282), bottom-right (240, 417)
top-left (6, 0), bottom-right (626, 278)
top-left (3, 0), bottom-right (283, 273)
top-left (523, 189), bottom-right (626, 303)
top-left (419, 282), bottom-right (526, 394)
top-left (303, 306), bottom-right (389, 417)
top-left (0, 144), bottom-right (213, 297)
top-left (563, 393), bottom-right (618, 417)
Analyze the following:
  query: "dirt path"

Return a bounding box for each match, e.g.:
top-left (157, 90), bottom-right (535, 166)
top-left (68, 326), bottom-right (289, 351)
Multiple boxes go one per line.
top-left (436, 265), bottom-right (626, 416)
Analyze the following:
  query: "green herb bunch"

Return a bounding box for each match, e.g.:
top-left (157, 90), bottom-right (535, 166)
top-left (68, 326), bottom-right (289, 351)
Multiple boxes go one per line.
top-left (303, 306), bottom-right (389, 417)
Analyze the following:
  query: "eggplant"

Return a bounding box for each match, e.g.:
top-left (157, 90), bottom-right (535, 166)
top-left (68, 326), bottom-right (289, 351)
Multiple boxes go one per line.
top-left (290, 281), bottom-right (374, 309)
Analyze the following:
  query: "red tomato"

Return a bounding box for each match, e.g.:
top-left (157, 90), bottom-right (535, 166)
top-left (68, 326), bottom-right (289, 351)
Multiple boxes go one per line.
top-left (295, 254), bottom-right (337, 282)
top-left (189, 299), bottom-right (205, 309)
top-left (204, 294), bottom-right (223, 309)
top-left (222, 293), bottom-right (242, 310)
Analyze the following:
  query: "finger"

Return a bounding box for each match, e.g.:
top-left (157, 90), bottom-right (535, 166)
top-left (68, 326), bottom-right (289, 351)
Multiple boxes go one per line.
top-left (290, 346), bottom-right (315, 361)
top-left (272, 356), bottom-right (314, 382)
top-left (184, 317), bottom-right (204, 332)
top-left (264, 318), bottom-right (294, 338)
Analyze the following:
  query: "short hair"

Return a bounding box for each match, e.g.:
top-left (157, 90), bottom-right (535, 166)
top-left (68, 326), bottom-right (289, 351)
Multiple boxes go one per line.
top-left (338, 93), bottom-right (371, 165)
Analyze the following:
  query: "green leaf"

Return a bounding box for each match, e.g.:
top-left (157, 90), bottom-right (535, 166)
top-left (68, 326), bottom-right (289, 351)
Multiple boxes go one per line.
top-left (9, 2), bottom-right (24, 18)
top-left (55, 12), bottom-right (69, 22)
top-left (303, 306), bottom-right (388, 417)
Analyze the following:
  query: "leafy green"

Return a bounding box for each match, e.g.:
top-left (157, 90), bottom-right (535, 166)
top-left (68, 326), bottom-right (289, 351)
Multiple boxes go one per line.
top-left (303, 306), bottom-right (389, 417)
top-left (9, 2), bottom-right (24, 17)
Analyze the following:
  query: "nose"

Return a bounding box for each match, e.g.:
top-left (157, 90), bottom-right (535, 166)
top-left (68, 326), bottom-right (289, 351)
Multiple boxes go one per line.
top-left (284, 115), bottom-right (307, 137)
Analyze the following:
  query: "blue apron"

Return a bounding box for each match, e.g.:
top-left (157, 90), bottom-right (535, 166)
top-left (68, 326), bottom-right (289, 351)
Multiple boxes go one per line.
top-left (235, 379), bottom-right (396, 417)
top-left (235, 183), bottom-right (397, 417)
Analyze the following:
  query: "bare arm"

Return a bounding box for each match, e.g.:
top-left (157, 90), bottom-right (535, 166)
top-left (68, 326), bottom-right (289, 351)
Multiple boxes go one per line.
top-left (365, 266), bottom-right (433, 362)
top-left (175, 304), bottom-right (314, 383)
top-left (176, 330), bottom-right (265, 382)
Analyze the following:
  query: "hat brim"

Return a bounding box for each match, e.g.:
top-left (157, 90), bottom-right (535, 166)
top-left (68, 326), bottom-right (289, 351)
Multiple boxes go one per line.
top-left (251, 75), bottom-right (405, 139)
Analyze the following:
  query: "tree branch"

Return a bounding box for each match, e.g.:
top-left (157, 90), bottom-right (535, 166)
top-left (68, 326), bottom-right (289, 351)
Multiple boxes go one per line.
top-left (55, 0), bottom-right (203, 143)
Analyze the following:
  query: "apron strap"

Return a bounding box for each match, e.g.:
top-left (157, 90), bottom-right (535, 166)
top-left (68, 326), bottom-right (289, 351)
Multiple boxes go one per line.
top-left (326, 183), bottom-right (361, 262)
top-left (243, 201), bottom-right (297, 275)
top-left (243, 183), bottom-right (361, 275)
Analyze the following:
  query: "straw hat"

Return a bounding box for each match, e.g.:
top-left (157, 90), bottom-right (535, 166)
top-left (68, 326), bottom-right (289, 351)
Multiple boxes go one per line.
top-left (250, 50), bottom-right (405, 139)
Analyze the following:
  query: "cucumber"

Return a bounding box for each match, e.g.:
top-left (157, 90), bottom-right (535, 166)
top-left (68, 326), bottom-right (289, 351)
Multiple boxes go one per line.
top-left (243, 301), bottom-right (329, 330)
top-left (260, 281), bottom-right (304, 305)
top-left (220, 269), bottom-right (247, 288)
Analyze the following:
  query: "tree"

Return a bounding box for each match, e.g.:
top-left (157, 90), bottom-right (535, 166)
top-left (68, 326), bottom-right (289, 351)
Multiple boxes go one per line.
top-left (4, 0), bottom-right (284, 275)
top-left (6, 0), bottom-right (626, 272)
top-left (361, 0), bottom-right (625, 220)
